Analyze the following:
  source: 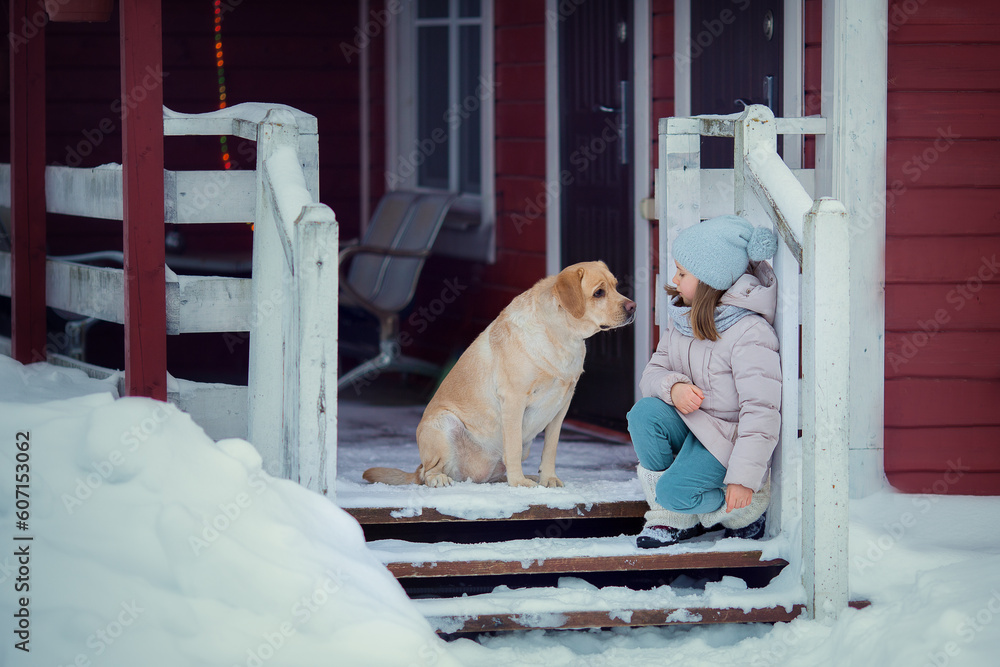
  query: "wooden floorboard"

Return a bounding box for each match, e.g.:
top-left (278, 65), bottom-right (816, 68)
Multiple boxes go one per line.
top-left (389, 550), bottom-right (787, 578)
top-left (346, 500), bottom-right (648, 525)
top-left (432, 605), bottom-right (807, 633)
top-left (431, 601), bottom-right (871, 633)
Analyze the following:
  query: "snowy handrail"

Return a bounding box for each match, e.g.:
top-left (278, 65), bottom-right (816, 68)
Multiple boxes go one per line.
top-left (247, 109), bottom-right (339, 497)
top-left (657, 105), bottom-right (850, 622)
top-left (734, 105), bottom-right (850, 622)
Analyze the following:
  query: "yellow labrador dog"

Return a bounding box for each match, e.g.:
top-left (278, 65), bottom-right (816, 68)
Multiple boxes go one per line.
top-left (363, 261), bottom-right (636, 488)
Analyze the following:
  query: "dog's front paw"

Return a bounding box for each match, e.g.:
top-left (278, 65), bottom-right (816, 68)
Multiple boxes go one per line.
top-left (507, 476), bottom-right (538, 488)
top-left (425, 472), bottom-right (454, 487)
top-left (539, 475), bottom-right (564, 488)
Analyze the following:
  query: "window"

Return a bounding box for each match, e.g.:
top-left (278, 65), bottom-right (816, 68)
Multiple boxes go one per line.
top-left (388, 0), bottom-right (495, 255)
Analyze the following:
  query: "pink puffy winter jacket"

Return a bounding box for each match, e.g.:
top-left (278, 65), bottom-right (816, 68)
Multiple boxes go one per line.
top-left (638, 261), bottom-right (781, 491)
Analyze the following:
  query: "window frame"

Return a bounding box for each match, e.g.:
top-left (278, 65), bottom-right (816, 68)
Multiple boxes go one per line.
top-left (387, 0), bottom-right (495, 229)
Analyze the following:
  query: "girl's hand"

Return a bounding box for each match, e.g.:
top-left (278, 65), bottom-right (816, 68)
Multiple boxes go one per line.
top-left (726, 484), bottom-right (753, 512)
top-left (670, 382), bottom-right (704, 414)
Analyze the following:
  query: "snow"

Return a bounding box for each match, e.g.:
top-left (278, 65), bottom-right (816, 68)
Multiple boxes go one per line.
top-left (1, 356), bottom-right (999, 666)
top-left (0, 357), bottom-right (459, 667)
top-left (162, 103), bottom-right (320, 136)
top-left (368, 533), bottom-right (783, 568)
top-left (746, 146), bottom-right (813, 243)
top-left (163, 102), bottom-right (317, 126)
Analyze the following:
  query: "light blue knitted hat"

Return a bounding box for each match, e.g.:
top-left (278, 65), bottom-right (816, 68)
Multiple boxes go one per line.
top-left (673, 215), bottom-right (778, 291)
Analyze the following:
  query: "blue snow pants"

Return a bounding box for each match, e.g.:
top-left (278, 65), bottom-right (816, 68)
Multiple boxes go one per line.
top-left (626, 397), bottom-right (727, 514)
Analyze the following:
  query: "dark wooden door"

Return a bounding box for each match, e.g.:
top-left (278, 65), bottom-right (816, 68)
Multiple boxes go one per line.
top-left (691, 0), bottom-right (783, 168)
top-left (559, 0), bottom-right (634, 430)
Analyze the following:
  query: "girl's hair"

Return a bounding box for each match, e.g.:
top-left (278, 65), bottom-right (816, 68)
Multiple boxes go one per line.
top-left (665, 281), bottom-right (727, 341)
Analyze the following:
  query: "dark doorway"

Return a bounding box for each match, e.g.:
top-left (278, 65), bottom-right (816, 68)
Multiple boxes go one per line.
top-left (559, 0), bottom-right (634, 431)
top-left (691, 0), bottom-right (783, 168)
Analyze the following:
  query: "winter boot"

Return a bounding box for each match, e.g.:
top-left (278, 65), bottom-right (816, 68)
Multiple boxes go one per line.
top-left (635, 464), bottom-right (705, 548)
top-left (723, 513), bottom-right (767, 540)
top-left (698, 476), bottom-right (770, 539)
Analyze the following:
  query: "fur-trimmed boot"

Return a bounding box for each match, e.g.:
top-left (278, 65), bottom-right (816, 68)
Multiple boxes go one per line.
top-left (635, 464), bottom-right (706, 548)
top-left (698, 476), bottom-right (770, 540)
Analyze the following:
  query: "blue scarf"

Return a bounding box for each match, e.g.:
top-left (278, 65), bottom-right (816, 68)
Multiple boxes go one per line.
top-left (668, 297), bottom-right (754, 338)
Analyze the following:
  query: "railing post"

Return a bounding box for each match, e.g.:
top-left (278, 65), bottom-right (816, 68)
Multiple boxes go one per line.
top-left (248, 110), bottom-right (300, 479)
top-left (9, 0), bottom-right (48, 365)
top-left (801, 197), bottom-right (851, 621)
top-left (291, 204), bottom-right (339, 496)
top-left (120, 0), bottom-right (167, 399)
top-left (734, 105), bottom-right (777, 219)
top-left (656, 117), bottom-right (701, 335)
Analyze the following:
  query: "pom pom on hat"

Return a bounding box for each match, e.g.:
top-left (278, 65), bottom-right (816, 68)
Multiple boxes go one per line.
top-left (673, 215), bottom-right (778, 291)
top-left (747, 225), bottom-right (779, 262)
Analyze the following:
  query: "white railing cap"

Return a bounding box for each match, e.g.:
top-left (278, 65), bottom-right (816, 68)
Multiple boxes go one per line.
top-left (163, 103), bottom-right (319, 139)
top-left (659, 113), bottom-right (826, 138)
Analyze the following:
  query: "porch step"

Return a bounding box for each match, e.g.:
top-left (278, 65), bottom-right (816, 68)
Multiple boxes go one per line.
top-left (369, 535), bottom-right (786, 578)
top-left (417, 593), bottom-right (870, 634)
top-left (347, 499), bottom-right (843, 634)
top-left (419, 596), bottom-right (808, 634)
top-left (393, 541), bottom-right (800, 634)
top-left (354, 502), bottom-right (797, 632)
top-left (344, 499), bottom-right (648, 525)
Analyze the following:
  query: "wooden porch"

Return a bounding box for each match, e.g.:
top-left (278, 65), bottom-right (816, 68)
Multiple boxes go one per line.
top-left (336, 394), bottom-right (865, 635)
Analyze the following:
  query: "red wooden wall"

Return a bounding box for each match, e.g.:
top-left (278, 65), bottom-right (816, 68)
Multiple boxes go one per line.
top-left (486, 0), bottom-right (548, 315)
top-left (884, 0), bottom-right (1000, 494)
top-left (365, 2), bottom-right (387, 223)
top-left (803, 0), bottom-right (821, 168)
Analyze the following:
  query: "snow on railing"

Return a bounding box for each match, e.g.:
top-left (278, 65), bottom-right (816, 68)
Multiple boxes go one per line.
top-left (658, 105), bottom-right (849, 621)
top-left (246, 109), bottom-right (339, 497)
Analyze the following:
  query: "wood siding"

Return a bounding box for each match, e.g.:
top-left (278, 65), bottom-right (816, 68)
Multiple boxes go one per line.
top-left (802, 0), bottom-right (821, 168)
top-left (485, 0), bottom-right (549, 309)
top-left (885, 0), bottom-right (1000, 494)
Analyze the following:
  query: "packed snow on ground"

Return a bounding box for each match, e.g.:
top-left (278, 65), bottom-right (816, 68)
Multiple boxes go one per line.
top-left (1, 357), bottom-right (998, 666)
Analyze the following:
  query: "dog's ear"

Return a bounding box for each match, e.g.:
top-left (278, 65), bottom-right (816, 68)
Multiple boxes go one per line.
top-left (554, 267), bottom-right (587, 318)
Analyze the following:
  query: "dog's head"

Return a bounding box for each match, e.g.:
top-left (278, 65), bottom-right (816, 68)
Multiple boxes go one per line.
top-left (553, 261), bottom-right (637, 336)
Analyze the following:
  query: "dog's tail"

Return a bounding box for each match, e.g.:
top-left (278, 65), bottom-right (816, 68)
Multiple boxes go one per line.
top-left (362, 465), bottom-right (423, 485)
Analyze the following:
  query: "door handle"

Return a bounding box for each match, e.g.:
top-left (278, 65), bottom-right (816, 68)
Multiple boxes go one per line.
top-left (763, 75), bottom-right (776, 111)
top-left (618, 80), bottom-right (628, 165)
top-left (593, 81), bottom-right (629, 165)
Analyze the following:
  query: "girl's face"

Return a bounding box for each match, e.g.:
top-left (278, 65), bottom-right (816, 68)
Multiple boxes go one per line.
top-left (672, 262), bottom-right (699, 305)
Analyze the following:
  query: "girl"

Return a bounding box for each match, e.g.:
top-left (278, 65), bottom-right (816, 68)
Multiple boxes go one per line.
top-left (628, 215), bottom-right (781, 548)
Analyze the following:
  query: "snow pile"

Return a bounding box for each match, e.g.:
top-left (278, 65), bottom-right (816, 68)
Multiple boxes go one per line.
top-left (0, 356), bottom-right (120, 404)
top-left (0, 358), bottom-right (458, 667)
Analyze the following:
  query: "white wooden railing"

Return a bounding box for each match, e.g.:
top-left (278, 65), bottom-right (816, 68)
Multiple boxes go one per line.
top-left (247, 109), bottom-right (339, 495)
top-left (0, 103), bottom-right (339, 496)
top-left (657, 105), bottom-right (849, 621)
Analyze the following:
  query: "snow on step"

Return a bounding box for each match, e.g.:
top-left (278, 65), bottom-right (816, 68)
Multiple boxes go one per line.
top-left (369, 534), bottom-right (790, 577)
top-left (415, 575), bottom-right (804, 633)
top-left (337, 476), bottom-right (644, 521)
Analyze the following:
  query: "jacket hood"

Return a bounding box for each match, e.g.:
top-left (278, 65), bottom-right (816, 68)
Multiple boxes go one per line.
top-left (719, 261), bottom-right (777, 324)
